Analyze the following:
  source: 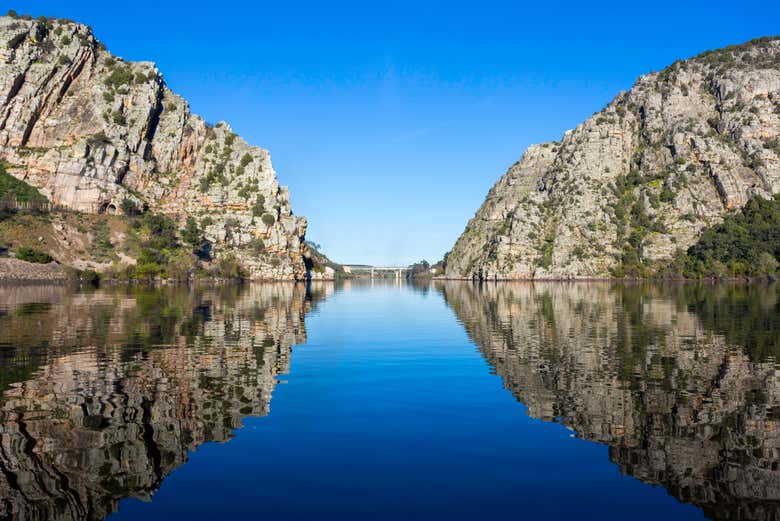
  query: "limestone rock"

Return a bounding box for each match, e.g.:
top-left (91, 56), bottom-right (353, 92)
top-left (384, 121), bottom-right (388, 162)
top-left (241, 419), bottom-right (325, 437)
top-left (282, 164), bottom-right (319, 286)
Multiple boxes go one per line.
top-left (446, 37), bottom-right (780, 279)
top-left (0, 15), bottom-right (307, 280)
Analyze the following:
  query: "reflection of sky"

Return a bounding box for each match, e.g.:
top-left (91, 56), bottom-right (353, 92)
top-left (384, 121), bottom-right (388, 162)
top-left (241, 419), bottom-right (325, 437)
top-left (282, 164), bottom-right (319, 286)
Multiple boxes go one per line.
top-left (114, 283), bottom-right (704, 520)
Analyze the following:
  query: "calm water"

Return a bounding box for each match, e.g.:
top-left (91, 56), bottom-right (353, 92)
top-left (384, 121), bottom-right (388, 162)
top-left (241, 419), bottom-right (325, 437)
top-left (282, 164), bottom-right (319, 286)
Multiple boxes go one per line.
top-left (0, 281), bottom-right (779, 520)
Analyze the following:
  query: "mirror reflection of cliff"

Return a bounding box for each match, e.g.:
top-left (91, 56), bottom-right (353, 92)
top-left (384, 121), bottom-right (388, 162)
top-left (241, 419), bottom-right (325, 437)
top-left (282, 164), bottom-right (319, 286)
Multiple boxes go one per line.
top-left (0, 282), bottom-right (332, 521)
top-left (439, 282), bottom-right (780, 521)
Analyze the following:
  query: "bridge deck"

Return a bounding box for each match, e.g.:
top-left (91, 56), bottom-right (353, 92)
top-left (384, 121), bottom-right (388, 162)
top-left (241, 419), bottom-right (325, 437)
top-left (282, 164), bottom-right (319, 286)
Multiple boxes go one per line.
top-left (343, 266), bottom-right (407, 270)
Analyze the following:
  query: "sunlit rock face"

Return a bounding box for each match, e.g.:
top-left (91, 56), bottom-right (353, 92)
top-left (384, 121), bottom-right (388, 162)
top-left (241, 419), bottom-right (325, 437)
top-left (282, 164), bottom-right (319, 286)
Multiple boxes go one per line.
top-left (440, 282), bottom-right (780, 520)
top-left (446, 37), bottom-right (780, 280)
top-left (0, 283), bottom-right (333, 520)
top-left (0, 15), bottom-right (307, 279)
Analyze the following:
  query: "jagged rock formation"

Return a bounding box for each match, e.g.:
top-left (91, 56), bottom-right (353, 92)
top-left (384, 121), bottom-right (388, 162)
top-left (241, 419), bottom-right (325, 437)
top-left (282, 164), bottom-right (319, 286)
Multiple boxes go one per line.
top-left (446, 37), bottom-right (780, 279)
top-left (440, 281), bottom-right (780, 520)
top-left (0, 15), bottom-right (307, 279)
top-left (0, 282), bottom-right (333, 520)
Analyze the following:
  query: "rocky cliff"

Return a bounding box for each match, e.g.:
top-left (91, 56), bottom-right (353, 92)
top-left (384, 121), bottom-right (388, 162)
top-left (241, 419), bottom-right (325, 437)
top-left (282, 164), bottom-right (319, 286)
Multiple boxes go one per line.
top-left (0, 14), bottom-right (307, 280)
top-left (446, 36), bottom-right (780, 279)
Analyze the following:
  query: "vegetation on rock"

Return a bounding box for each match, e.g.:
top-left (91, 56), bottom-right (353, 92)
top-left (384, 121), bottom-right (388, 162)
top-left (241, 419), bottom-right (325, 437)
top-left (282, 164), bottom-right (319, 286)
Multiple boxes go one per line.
top-left (0, 163), bottom-right (48, 219)
top-left (445, 36), bottom-right (780, 280)
top-left (665, 195), bottom-right (780, 278)
top-left (15, 247), bottom-right (53, 264)
top-left (0, 14), bottom-right (307, 281)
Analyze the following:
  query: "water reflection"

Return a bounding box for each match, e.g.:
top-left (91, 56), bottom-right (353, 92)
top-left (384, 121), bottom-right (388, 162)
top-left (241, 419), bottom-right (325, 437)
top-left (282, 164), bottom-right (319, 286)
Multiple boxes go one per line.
top-left (0, 283), bottom-right (332, 521)
top-left (438, 282), bottom-right (780, 521)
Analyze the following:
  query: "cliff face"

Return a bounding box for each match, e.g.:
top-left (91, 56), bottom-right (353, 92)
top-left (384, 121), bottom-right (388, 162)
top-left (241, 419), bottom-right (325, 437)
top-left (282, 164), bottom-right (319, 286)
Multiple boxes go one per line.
top-left (440, 282), bottom-right (780, 520)
top-left (0, 15), bottom-right (307, 279)
top-left (446, 37), bottom-right (780, 279)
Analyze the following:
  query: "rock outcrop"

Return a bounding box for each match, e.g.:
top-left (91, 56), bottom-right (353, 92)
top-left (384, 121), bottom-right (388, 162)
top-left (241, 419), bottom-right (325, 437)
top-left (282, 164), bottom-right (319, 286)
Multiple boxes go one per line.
top-left (0, 15), bottom-right (307, 279)
top-left (446, 36), bottom-right (780, 279)
top-left (440, 281), bottom-right (780, 520)
top-left (0, 256), bottom-right (69, 280)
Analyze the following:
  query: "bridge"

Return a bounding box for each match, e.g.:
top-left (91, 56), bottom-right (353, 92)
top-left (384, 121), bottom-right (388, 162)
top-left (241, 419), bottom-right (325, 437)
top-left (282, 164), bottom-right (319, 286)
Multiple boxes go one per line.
top-left (342, 265), bottom-right (407, 279)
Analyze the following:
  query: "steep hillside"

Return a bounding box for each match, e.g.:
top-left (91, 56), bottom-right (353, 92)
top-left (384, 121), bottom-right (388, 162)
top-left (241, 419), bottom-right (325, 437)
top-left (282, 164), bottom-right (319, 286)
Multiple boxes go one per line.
top-left (446, 36), bottom-right (780, 279)
top-left (0, 13), bottom-right (307, 279)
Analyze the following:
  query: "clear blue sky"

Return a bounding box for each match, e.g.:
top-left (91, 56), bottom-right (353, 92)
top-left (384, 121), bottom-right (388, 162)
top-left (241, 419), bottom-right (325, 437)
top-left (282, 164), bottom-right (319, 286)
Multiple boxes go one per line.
top-left (12, 1), bottom-right (780, 265)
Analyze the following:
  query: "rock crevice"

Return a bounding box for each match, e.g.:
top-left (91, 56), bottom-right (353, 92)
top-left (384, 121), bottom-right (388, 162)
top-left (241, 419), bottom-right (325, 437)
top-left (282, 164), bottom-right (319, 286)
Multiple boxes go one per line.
top-left (446, 37), bottom-right (780, 280)
top-left (0, 15), bottom-right (307, 280)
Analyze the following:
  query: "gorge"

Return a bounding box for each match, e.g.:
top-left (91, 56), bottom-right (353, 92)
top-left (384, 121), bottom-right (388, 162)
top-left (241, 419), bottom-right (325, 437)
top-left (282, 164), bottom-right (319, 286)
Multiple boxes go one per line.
top-left (1, 281), bottom-right (779, 520)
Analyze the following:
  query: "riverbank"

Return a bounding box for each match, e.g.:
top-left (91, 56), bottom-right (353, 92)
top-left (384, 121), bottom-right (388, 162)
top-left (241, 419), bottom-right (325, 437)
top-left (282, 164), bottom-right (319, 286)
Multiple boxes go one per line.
top-left (0, 258), bottom-right (71, 282)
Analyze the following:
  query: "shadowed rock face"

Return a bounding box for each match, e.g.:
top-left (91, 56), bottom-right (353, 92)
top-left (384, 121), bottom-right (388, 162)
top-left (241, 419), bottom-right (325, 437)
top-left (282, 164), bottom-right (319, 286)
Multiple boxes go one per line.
top-left (446, 37), bottom-right (780, 280)
top-left (0, 283), bottom-right (333, 520)
top-left (439, 282), bottom-right (780, 521)
top-left (0, 15), bottom-right (306, 279)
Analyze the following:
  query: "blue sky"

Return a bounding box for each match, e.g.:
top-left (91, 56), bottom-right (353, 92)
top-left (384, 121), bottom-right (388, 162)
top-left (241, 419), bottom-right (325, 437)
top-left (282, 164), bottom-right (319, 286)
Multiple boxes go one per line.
top-left (12, 1), bottom-right (780, 265)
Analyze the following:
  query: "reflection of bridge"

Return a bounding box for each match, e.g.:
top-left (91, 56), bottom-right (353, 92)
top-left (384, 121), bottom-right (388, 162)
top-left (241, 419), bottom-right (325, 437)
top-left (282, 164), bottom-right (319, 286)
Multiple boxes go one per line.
top-left (343, 265), bottom-right (407, 279)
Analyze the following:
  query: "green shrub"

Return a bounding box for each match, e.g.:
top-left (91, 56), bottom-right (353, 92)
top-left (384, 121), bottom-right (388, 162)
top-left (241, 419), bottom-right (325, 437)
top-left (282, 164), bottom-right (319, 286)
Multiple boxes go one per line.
top-left (660, 184), bottom-right (674, 203)
top-left (132, 259), bottom-right (163, 281)
top-left (250, 238), bottom-right (265, 254)
top-left (15, 247), bottom-right (53, 264)
top-left (104, 66), bottom-right (134, 89)
top-left (216, 254), bottom-right (246, 280)
top-left (540, 241), bottom-right (553, 268)
top-left (78, 269), bottom-right (100, 284)
top-left (199, 163), bottom-right (227, 192)
top-left (181, 216), bottom-right (203, 247)
top-left (89, 220), bottom-right (113, 260)
top-left (261, 213), bottom-right (275, 226)
top-left (252, 198), bottom-right (265, 216)
top-left (120, 197), bottom-right (138, 215)
top-left (240, 153), bottom-right (253, 167)
top-left (0, 163), bottom-right (47, 204)
top-left (112, 110), bottom-right (126, 125)
top-left (141, 212), bottom-right (178, 250)
top-left (58, 55), bottom-right (71, 66)
top-left (681, 195), bottom-right (780, 277)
